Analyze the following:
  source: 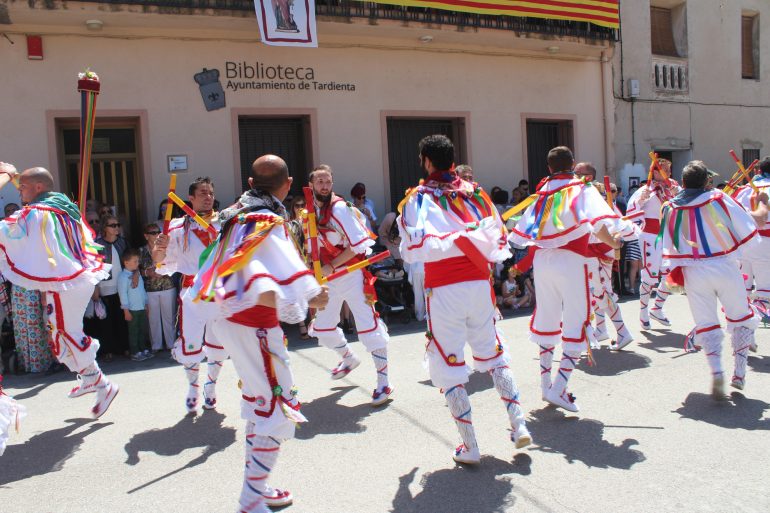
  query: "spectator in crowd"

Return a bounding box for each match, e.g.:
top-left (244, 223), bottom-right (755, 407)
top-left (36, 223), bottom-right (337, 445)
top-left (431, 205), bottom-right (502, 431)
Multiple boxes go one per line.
top-left (614, 184), bottom-right (627, 214)
top-left (11, 284), bottom-right (53, 373)
top-left (118, 248), bottom-right (152, 362)
top-left (350, 182), bottom-right (377, 232)
top-left (518, 179), bottom-right (530, 195)
top-left (509, 187), bottom-right (525, 206)
top-left (287, 195), bottom-right (311, 340)
top-left (496, 268), bottom-right (531, 310)
top-left (85, 210), bottom-right (101, 234)
top-left (456, 164), bottom-right (474, 182)
top-left (574, 162), bottom-right (597, 182)
top-left (3, 203), bottom-right (19, 218)
top-left (94, 214), bottom-right (129, 361)
top-left (379, 211), bottom-right (426, 321)
top-left (139, 223), bottom-right (177, 352)
top-left (624, 231), bottom-right (641, 295)
top-left (99, 204), bottom-right (115, 218)
top-left (85, 199), bottom-right (101, 213)
top-left (491, 188), bottom-right (509, 215)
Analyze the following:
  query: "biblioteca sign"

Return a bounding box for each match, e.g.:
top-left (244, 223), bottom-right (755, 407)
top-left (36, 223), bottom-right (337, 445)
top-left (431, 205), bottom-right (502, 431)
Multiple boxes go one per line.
top-left (194, 61), bottom-right (358, 111)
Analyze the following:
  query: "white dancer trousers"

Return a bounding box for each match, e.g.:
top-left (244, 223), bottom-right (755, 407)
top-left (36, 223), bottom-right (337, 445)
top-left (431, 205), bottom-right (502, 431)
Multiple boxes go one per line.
top-left (45, 285), bottom-right (100, 372)
top-left (424, 279), bottom-right (507, 389)
top-left (172, 287), bottom-right (228, 365)
top-left (740, 237), bottom-right (770, 299)
top-left (529, 249), bottom-right (590, 352)
top-left (147, 287), bottom-right (177, 351)
top-left (208, 319), bottom-right (300, 440)
top-left (309, 269), bottom-right (389, 352)
top-left (639, 232), bottom-right (664, 284)
top-left (682, 259), bottom-right (759, 335)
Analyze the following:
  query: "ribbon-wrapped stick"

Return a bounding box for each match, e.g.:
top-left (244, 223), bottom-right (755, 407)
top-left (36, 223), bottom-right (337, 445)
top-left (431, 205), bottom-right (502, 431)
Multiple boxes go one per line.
top-left (322, 250), bottom-right (391, 284)
top-left (167, 191), bottom-right (218, 238)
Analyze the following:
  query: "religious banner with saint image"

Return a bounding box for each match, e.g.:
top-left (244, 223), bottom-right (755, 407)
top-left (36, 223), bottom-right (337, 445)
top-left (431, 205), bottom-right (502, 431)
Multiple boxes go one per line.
top-left (253, 0), bottom-right (318, 47)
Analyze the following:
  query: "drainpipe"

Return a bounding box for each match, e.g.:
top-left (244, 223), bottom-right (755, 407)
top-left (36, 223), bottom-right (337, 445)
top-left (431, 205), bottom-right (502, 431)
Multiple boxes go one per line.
top-left (600, 49), bottom-right (615, 181)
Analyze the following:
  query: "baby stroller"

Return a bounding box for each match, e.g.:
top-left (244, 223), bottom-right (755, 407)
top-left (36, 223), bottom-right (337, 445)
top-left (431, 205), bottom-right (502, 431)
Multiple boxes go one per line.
top-left (370, 252), bottom-right (411, 324)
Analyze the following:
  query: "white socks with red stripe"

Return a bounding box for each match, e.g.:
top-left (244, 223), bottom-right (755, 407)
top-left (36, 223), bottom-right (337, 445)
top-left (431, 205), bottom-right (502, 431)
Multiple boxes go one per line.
top-left (444, 384), bottom-right (477, 450)
top-left (489, 365), bottom-right (525, 429)
top-left (79, 362), bottom-right (107, 390)
top-left (184, 363), bottom-right (200, 405)
top-left (731, 327), bottom-right (753, 385)
top-left (551, 350), bottom-right (581, 398)
top-left (639, 282), bottom-right (653, 323)
top-left (652, 280), bottom-right (671, 312)
top-left (239, 421), bottom-right (279, 513)
top-left (699, 331), bottom-right (724, 379)
top-left (371, 348), bottom-right (389, 390)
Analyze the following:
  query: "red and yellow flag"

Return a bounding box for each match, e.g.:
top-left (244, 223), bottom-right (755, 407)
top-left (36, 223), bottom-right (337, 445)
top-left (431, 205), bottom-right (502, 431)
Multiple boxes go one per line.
top-left (361, 0), bottom-right (619, 28)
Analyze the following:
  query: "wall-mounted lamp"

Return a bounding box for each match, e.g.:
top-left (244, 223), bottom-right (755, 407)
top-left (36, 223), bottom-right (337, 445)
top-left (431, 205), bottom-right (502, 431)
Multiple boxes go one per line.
top-left (85, 19), bottom-right (104, 31)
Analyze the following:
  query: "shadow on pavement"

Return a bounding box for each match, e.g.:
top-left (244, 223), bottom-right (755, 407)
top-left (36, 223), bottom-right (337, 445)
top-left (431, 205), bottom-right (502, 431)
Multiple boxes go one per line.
top-left (748, 354), bottom-right (770, 374)
top-left (527, 408), bottom-right (646, 469)
top-left (11, 381), bottom-right (58, 401)
top-left (390, 454), bottom-right (531, 513)
top-left (295, 386), bottom-right (373, 440)
top-left (0, 418), bottom-right (113, 487)
top-left (673, 392), bottom-right (770, 430)
top-left (124, 410), bottom-right (236, 466)
top-left (637, 329), bottom-right (683, 353)
top-left (417, 371), bottom-right (494, 396)
top-left (579, 348), bottom-right (652, 377)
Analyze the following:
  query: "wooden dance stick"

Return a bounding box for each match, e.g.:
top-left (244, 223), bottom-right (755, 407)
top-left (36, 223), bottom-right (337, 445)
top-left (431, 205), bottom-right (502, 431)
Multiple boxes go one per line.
top-left (724, 159), bottom-right (758, 195)
top-left (162, 174), bottom-right (177, 234)
top-left (167, 191), bottom-right (218, 238)
top-left (322, 250), bottom-right (391, 284)
top-left (501, 193), bottom-right (538, 221)
top-left (729, 150), bottom-right (760, 193)
top-left (303, 186), bottom-right (324, 282)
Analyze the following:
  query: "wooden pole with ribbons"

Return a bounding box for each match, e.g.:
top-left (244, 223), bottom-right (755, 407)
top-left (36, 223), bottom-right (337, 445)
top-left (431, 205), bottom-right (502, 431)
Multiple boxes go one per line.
top-left (162, 174), bottom-right (177, 234)
top-left (501, 193), bottom-right (538, 222)
top-left (322, 250), bottom-right (391, 284)
top-left (77, 70), bottom-right (100, 215)
top-left (723, 159), bottom-right (758, 195)
top-left (729, 150), bottom-right (760, 193)
top-left (303, 186), bottom-right (324, 283)
top-left (167, 191), bottom-right (218, 238)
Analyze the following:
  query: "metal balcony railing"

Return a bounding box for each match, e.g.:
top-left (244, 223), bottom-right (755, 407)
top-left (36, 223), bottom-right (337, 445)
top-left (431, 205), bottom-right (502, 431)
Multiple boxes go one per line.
top-left (75, 0), bottom-right (618, 41)
top-left (652, 57), bottom-right (688, 93)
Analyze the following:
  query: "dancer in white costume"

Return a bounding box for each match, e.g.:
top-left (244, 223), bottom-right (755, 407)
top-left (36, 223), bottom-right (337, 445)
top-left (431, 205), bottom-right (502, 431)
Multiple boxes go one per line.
top-left (189, 156), bottom-right (328, 513)
top-left (0, 164), bottom-right (118, 418)
top-left (626, 159), bottom-right (681, 329)
top-left (732, 157), bottom-right (770, 323)
top-left (660, 161), bottom-right (767, 399)
top-left (0, 375), bottom-right (26, 456)
top-left (509, 147), bottom-right (625, 413)
top-left (398, 135), bottom-right (531, 464)
top-left (153, 177), bottom-right (226, 413)
top-left (306, 165), bottom-right (392, 405)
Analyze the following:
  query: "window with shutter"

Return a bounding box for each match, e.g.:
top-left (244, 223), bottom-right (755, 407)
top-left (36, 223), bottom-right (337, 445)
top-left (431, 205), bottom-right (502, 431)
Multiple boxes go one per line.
top-left (651, 7), bottom-right (678, 57)
top-left (743, 149), bottom-right (760, 167)
top-left (742, 16), bottom-right (758, 79)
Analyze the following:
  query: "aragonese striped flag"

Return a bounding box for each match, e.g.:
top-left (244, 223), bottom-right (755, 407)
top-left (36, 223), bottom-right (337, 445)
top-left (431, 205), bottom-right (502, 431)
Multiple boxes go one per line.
top-left (359, 0), bottom-right (619, 28)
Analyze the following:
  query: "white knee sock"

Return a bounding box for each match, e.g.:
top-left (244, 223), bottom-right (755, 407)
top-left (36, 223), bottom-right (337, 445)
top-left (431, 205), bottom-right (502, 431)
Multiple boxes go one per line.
top-left (652, 281), bottom-right (671, 312)
top-left (489, 365), bottom-right (525, 429)
top-left (444, 384), bottom-right (477, 450)
top-left (371, 348), bottom-right (389, 389)
top-left (731, 326), bottom-right (753, 382)
top-left (606, 301), bottom-right (631, 339)
top-left (79, 362), bottom-right (108, 389)
top-left (699, 331), bottom-right (724, 379)
top-left (239, 421), bottom-right (281, 513)
top-left (184, 363), bottom-right (200, 397)
top-left (205, 360), bottom-right (223, 391)
top-left (539, 344), bottom-right (555, 394)
top-left (639, 282), bottom-right (653, 322)
top-left (552, 350), bottom-right (581, 397)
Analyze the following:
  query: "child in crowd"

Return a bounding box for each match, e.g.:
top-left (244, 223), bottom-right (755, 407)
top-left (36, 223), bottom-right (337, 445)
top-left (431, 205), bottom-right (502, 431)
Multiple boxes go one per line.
top-left (497, 267), bottom-right (531, 309)
top-left (118, 249), bottom-right (153, 362)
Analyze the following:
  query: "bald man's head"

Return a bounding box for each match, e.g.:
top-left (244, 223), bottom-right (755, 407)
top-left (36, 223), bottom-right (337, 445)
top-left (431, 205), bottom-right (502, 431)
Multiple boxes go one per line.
top-left (250, 155), bottom-right (292, 200)
top-left (19, 167), bottom-right (54, 203)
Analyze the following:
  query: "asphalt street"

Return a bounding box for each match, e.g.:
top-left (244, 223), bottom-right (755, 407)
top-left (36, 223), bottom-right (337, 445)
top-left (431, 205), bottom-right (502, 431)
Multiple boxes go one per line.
top-left (2, 293), bottom-right (769, 513)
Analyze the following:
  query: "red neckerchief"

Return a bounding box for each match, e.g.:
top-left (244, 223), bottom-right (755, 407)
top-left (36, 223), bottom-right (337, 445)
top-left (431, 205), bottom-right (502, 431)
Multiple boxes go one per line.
top-left (186, 211), bottom-right (217, 247)
top-left (536, 172), bottom-right (576, 191)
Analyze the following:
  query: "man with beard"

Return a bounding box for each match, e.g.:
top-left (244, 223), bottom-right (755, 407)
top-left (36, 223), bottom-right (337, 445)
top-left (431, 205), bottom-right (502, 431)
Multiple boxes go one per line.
top-left (152, 177), bottom-right (227, 413)
top-left (397, 135), bottom-right (532, 465)
top-left (306, 165), bottom-right (392, 406)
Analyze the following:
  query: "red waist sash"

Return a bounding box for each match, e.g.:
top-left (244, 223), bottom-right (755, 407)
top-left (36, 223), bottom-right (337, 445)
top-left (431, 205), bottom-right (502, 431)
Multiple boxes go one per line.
top-left (759, 229), bottom-right (770, 238)
top-left (425, 255), bottom-right (489, 289)
top-left (643, 218), bottom-right (661, 235)
top-left (228, 305), bottom-right (279, 328)
top-left (182, 274), bottom-right (195, 288)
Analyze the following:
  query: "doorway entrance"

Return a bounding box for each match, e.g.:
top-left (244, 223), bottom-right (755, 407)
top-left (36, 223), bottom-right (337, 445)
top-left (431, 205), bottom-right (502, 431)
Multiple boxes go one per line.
top-left (525, 119), bottom-right (574, 185)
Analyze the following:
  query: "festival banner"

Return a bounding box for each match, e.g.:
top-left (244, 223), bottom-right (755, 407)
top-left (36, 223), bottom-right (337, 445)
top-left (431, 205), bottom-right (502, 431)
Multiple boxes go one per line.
top-left (254, 0), bottom-right (318, 47)
top-left (359, 0), bottom-right (619, 29)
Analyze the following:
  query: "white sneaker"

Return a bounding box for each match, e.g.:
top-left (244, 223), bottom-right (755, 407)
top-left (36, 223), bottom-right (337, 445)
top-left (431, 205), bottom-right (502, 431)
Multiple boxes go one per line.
top-left (545, 389), bottom-right (580, 413)
top-left (131, 352), bottom-right (146, 362)
top-left (610, 331), bottom-right (634, 351)
top-left (203, 382), bottom-right (217, 410)
top-left (143, 350), bottom-right (154, 359)
top-left (262, 486), bottom-right (293, 507)
top-left (330, 353), bottom-right (361, 380)
top-left (511, 424), bottom-right (532, 449)
top-left (452, 443), bottom-right (480, 464)
top-left (186, 386), bottom-right (199, 413)
top-left (67, 375), bottom-right (98, 398)
top-left (730, 375), bottom-right (745, 391)
top-left (371, 386), bottom-right (393, 406)
top-left (91, 382), bottom-right (119, 419)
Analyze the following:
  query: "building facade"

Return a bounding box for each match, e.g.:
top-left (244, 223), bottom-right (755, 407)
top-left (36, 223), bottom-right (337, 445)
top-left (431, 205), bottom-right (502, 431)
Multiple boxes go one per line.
top-left (613, 0), bottom-right (769, 194)
top-left (0, 1), bottom-right (616, 242)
